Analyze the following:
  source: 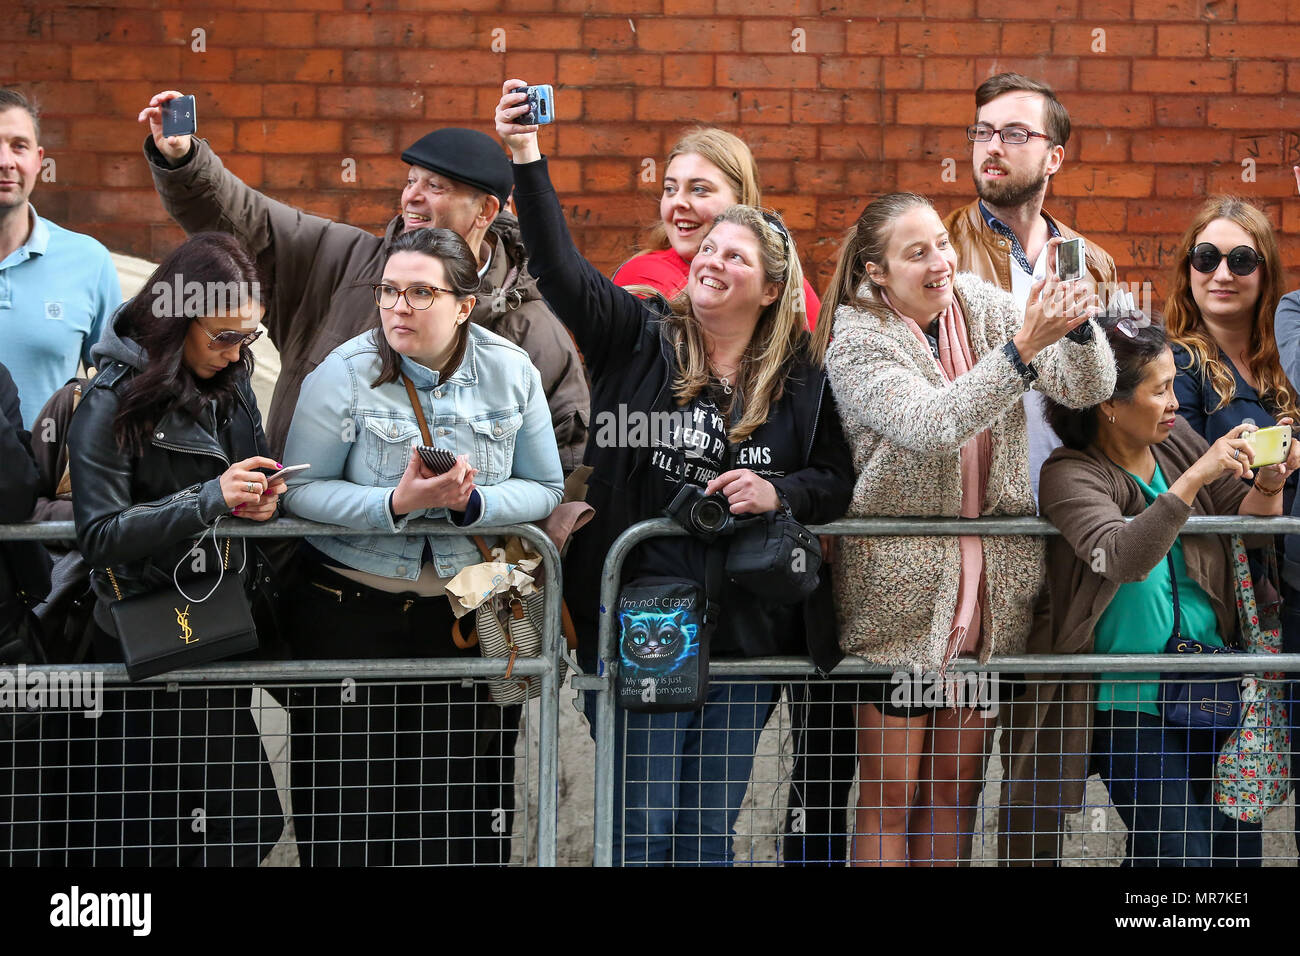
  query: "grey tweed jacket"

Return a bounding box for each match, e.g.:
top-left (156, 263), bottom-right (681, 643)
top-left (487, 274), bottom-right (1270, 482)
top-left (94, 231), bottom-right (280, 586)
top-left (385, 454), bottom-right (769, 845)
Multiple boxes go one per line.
top-left (824, 272), bottom-right (1117, 670)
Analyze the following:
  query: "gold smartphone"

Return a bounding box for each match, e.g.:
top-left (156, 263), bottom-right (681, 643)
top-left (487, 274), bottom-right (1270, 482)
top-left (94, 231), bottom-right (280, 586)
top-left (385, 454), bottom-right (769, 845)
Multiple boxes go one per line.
top-left (1244, 425), bottom-right (1292, 468)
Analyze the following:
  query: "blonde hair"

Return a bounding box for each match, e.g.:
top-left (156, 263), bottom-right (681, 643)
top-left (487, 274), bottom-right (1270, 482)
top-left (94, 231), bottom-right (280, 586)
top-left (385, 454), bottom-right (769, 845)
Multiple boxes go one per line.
top-left (1163, 195), bottom-right (1298, 423)
top-left (663, 205), bottom-right (808, 444)
top-left (645, 128), bottom-right (762, 251)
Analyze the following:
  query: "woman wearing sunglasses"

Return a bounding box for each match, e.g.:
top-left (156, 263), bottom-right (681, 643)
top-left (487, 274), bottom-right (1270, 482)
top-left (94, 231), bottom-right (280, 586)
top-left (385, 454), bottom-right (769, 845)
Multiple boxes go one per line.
top-left (278, 226), bottom-right (563, 866)
top-left (1167, 197), bottom-right (1298, 503)
top-left (67, 232), bottom-right (285, 864)
top-left (1005, 307), bottom-right (1300, 866)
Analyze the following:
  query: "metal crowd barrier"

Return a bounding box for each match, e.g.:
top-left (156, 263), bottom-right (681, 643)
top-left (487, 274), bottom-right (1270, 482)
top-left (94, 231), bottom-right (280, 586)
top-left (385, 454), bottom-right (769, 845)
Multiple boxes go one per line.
top-left (0, 519), bottom-right (564, 868)
top-left (592, 516), bottom-right (1300, 867)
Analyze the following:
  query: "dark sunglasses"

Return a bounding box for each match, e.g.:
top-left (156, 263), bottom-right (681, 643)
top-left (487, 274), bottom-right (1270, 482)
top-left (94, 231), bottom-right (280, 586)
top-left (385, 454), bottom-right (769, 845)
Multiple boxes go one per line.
top-left (198, 324), bottom-right (263, 351)
top-left (1188, 242), bottom-right (1264, 277)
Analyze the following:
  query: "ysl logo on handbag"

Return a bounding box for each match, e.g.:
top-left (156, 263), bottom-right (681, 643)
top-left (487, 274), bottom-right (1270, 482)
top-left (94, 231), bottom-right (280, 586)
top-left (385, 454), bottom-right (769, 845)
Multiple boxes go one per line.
top-left (176, 605), bottom-right (197, 644)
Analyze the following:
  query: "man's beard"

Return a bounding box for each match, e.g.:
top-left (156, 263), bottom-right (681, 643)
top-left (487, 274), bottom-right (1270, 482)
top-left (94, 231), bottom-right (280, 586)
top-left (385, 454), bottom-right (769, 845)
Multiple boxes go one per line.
top-left (973, 158), bottom-right (1049, 210)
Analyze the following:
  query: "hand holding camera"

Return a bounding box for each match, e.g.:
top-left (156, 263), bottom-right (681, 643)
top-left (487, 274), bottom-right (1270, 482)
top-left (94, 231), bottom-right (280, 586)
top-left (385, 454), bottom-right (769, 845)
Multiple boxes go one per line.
top-left (666, 469), bottom-right (782, 541)
top-left (138, 91), bottom-right (196, 165)
top-left (391, 447), bottom-right (477, 517)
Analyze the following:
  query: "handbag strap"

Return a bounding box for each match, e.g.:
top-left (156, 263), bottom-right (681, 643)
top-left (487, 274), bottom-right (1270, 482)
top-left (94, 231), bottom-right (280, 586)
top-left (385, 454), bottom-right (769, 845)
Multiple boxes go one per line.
top-left (1165, 550), bottom-right (1181, 641)
top-left (401, 371), bottom-right (492, 561)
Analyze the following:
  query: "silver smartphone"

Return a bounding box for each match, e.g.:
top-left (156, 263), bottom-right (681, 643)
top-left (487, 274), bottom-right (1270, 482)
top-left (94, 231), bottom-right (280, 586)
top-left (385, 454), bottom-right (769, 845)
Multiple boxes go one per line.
top-left (1057, 237), bottom-right (1085, 281)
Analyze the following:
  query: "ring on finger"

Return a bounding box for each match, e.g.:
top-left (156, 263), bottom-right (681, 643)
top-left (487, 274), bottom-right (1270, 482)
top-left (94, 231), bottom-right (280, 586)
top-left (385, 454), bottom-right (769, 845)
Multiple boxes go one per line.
top-left (1233, 449), bottom-right (1241, 461)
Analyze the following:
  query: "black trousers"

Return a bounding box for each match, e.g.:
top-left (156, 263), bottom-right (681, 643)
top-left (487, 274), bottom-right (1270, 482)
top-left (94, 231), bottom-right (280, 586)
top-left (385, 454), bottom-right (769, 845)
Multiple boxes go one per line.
top-left (283, 570), bottom-right (522, 867)
top-left (782, 680), bottom-right (859, 867)
top-left (1, 623), bottom-right (284, 866)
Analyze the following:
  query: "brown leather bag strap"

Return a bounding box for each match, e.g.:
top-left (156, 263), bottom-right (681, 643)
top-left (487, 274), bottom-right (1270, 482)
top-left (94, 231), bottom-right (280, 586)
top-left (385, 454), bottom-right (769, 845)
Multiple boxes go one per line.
top-left (451, 616), bottom-right (479, 649)
top-left (400, 373), bottom-right (434, 446)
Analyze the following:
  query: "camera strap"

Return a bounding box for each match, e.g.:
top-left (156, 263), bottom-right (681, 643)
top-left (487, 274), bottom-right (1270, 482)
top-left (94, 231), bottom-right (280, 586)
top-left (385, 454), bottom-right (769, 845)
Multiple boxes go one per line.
top-left (702, 539), bottom-right (726, 637)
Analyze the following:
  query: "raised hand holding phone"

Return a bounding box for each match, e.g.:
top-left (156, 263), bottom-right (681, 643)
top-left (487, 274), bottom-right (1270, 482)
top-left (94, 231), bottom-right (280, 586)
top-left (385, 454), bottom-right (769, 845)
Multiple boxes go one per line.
top-left (137, 90), bottom-right (194, 164)
top-left (496, 79), bottom-right (543, 164)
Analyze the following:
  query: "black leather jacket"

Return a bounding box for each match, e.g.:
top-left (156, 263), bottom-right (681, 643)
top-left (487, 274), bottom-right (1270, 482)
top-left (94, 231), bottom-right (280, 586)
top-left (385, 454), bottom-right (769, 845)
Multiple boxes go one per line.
top-left (69, 360), bottom-right (270, 630)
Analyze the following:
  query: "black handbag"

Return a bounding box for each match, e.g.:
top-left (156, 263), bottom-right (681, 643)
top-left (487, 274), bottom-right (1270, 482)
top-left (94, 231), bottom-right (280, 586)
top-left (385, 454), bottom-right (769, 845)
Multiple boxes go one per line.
top-left (1159, 551), bottom-right (1243, 732)
top-left (107, 527), bottom-right (258, 681)
top-left (724, 507), bottom-right (822, 604)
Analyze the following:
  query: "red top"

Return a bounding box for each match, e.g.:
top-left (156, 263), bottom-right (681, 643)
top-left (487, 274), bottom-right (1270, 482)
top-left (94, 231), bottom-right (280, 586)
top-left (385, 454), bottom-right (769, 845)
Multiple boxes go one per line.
top-left (613, 248), bottom-right (820, 331)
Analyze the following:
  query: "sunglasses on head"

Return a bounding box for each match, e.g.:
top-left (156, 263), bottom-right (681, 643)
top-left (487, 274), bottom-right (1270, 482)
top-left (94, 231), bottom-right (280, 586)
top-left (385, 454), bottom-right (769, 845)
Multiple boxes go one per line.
top-left (1189, 242), bottom-right (1264, 277)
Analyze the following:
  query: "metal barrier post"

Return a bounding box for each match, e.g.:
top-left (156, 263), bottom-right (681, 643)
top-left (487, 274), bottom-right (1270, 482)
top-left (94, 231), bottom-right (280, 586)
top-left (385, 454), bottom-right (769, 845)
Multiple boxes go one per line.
top-left (1, 517), bottom-right (564, 867)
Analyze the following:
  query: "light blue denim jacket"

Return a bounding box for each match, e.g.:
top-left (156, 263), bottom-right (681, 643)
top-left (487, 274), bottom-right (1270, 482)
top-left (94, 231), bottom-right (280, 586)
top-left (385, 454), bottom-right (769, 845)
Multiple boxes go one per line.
top-left (281, 326), bottom-right (564, 579)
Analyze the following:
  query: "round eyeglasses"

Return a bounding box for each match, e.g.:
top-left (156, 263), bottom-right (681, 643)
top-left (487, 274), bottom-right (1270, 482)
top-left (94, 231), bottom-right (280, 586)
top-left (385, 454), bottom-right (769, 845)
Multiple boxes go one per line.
top-left (1188, 243), bottom-right (1263, 277)
top-left (372, 283), bottom-right (456, 310)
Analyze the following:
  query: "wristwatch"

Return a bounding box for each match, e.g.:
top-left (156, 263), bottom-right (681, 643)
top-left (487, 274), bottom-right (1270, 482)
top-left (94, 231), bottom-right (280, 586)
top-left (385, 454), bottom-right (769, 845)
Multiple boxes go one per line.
top-left (1002, 340), bottom-right (1038, 386)
top-left (1065, 319), bottom-right (1095, 344)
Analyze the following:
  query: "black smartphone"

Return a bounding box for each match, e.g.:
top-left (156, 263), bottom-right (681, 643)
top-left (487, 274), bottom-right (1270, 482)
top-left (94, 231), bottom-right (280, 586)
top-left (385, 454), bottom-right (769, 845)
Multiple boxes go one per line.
top-left (416, 446), bottom-right (459, 475)
top-left (511, 84), bottom-right (556, 126)
top-left (162, 95), bottom-right (197, 138)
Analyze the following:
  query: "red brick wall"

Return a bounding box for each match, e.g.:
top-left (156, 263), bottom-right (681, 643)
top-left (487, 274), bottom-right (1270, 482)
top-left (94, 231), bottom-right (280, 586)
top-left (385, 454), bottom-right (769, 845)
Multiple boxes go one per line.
top-left (7, 0), bottom-right (1300, 303)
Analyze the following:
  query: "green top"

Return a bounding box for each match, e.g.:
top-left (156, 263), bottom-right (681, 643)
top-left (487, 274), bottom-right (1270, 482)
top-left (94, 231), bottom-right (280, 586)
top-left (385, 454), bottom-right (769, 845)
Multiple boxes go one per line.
top-left (1093, 462), bottom-right (1224, 715)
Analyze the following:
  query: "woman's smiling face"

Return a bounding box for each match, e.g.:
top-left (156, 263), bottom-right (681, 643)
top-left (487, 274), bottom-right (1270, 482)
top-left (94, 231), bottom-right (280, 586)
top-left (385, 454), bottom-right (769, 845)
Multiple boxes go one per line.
top-left (660, 152), bottom-right (740, 262)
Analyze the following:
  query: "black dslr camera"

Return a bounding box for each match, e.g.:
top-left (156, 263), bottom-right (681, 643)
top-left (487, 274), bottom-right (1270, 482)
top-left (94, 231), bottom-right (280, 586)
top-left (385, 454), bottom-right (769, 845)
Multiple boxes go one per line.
top-left (665, 483), bottom-right (735, 541)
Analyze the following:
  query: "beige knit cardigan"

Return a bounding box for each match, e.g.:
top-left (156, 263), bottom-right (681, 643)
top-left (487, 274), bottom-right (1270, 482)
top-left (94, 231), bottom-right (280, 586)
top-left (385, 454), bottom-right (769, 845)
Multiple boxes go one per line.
top-left (824, 272), bottom-right (1117, 670)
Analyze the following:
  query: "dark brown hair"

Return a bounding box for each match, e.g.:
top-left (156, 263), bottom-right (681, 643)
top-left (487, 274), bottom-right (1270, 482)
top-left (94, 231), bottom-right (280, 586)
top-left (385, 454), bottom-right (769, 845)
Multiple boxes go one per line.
top-left (371, 226), bottom-right (480, 387)
top-left (975, 72), bottom-right (1071, 148)
top-left (113, 233), bottom-right (261, 455)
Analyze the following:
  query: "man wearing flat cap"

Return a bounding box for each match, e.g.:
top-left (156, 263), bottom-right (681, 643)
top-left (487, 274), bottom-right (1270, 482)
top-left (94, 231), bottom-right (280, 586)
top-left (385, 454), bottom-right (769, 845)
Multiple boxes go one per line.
top-left (137, 91), bottom-right (589, 469)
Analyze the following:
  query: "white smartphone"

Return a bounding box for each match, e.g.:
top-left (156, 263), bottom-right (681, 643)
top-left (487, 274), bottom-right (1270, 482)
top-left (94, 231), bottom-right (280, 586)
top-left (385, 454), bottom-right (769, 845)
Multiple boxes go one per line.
top-left (266, 463), bottom-right (310, 482)
top-left (1056, 237), bottom-right (1085, 282)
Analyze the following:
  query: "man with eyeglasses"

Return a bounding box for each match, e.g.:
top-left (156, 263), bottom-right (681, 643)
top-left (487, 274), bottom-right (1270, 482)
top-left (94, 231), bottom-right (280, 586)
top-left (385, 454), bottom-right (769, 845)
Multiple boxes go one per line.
top-left (136, 91), bottom-right (589, 470)
top-left (0, 89), bottom-right (121, 428)
top-left (943, 73), bottom-right (1118, 501)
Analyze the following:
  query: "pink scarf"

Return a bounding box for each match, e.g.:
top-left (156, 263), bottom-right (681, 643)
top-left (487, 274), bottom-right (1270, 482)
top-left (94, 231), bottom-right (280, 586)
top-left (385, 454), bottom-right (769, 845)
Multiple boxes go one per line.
top-left (883, 291), bottom-right (991, 667)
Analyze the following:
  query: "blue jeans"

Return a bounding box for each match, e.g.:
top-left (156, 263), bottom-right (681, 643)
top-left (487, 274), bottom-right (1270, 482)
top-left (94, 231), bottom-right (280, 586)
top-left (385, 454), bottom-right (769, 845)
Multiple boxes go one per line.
top-left (1092, 707), bottom-right (1262, 867)
top-left (587, 679), bottom-right (777, 866)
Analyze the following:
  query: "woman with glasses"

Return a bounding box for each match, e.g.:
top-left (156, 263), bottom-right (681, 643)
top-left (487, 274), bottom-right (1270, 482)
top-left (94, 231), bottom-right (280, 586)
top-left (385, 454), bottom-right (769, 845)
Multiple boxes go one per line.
top-left (278, 226), bottom-right (563, 866)
top-left (1006, 308), bottom-right (1299, 866)
top-left (67, 232), bottom-right (285, 864)
top-left (813, 192), bottom-right (1115, 866)
top-left (495, 82), bottom-right (854, 866)
top-left (614, 127), bottom-right (821, 330)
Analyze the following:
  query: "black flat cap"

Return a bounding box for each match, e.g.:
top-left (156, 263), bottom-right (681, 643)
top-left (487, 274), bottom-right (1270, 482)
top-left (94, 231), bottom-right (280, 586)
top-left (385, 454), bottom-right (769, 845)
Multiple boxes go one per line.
top-left (400, 128), bottom-right (513, 205)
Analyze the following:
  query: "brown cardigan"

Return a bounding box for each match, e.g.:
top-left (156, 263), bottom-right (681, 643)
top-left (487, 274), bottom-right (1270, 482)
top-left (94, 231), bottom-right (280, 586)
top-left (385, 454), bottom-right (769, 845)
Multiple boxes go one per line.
top-left (999, 416), bottom-right (1251, 864)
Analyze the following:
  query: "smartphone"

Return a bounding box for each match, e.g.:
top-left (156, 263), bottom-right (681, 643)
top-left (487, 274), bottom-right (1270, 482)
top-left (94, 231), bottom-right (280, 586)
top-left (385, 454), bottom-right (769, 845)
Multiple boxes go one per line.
top-left (416, 446), bottom-right (459, 475)
top-left (1244, 426), bottom-right (1292, 468)
top-left (512, 84), bottom-right (556, 126)
top-left (1056, 237), bottom-right (1085, 282)
top-left (161, 95), bottom-right (198, 137)
top-left (265, 463), bottom-right (310, 483)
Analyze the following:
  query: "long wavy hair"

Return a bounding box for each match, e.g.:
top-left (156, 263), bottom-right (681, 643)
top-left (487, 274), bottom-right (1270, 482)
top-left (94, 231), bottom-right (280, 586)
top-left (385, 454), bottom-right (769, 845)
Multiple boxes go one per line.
top-left (810, 192), bottom-right (935, 362)
top-left (644, 127), bottom-right (762, 253)
top-left (662, 205), bottom-right (808, 444)
top-left (370, 227), bottom-right (481, 387)
top-left (1163, 195), bottom-right (1297, 422)
top-left (112, 232), bottom-right (260, 456)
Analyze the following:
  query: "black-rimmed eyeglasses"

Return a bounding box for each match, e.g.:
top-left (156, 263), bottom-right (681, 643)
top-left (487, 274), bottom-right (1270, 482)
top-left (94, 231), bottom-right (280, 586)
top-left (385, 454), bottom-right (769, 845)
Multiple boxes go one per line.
top-left (966, 124), bottom-right (1052, 146)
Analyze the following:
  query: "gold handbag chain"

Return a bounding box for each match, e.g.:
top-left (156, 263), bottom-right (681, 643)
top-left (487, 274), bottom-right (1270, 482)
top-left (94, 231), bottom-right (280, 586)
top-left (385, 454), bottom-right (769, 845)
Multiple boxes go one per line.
top-left (105, 536), bottom-right (231, 601)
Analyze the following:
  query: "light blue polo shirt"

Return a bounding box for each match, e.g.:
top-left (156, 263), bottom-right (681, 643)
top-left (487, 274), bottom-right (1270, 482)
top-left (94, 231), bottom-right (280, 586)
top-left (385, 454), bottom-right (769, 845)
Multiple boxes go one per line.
top-left (0, 204), bottom-right (121, 428)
